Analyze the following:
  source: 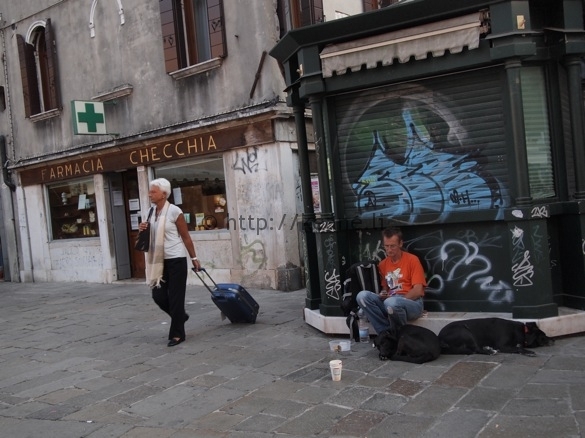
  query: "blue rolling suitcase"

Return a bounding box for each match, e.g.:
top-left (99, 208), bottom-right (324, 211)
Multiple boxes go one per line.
top-left (194, 268), bottom-right (259, 323)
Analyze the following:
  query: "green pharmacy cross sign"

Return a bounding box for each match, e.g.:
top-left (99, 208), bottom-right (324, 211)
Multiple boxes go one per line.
top-left (71, 100), bottom-right (107, 135)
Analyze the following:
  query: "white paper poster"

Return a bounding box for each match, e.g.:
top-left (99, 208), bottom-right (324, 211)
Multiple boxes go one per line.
top-left (77, 194), bottom-right (87, 210)
top-left (128, 198), bottom-right (140, 211)
top-left (173, 187), bottom-right (183, 205)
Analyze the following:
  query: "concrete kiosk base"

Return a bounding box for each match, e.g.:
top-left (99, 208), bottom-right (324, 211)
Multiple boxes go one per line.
top-left (304, 307), bottom-right (585, 338)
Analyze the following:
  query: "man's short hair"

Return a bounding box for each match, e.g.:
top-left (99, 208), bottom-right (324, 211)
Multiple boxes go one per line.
top-left (382, 226), bottom-right (403, 241)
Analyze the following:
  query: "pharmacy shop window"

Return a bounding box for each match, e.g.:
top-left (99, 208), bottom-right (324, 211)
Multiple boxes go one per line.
top-left (155, 157), bottom-right (227, 231)
top-left (48, 177), bottom-right (99, 239)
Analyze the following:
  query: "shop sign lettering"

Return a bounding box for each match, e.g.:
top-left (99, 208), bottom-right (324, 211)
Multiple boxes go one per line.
top-left (19, 121), bottom-right (273, 186)
top-left (128, 136), bottom-right (217, 165)
top-left (41, 159), bottom-right (105, 181)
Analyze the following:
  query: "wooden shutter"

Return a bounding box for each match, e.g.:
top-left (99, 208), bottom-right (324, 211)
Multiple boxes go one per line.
top-left (17, 34), bottom-right (40, 117)
top-left (44, 19), bottom-right (61, 111)
top-left (207, 0), bottom-right (226, 59)
top-left (160, 0), bottom-right (183, 72)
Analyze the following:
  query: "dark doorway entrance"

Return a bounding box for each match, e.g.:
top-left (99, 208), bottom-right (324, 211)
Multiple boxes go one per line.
top-left (108, 169), bottom-right (146, 279)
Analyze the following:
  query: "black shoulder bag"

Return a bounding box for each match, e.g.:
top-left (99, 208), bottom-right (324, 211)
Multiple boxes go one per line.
top-left (134, 207), bottom-right (154, 252)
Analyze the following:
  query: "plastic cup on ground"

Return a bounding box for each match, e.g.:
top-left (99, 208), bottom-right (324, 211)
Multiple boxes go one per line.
top-left (329, 359), bottom-right (342, 381)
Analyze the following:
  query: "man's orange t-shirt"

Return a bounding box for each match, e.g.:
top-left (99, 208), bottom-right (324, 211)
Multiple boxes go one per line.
top-left (378, 251), bottom-right (426, 296)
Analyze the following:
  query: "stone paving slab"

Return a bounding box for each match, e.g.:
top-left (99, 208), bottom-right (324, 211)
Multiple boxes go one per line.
top-left (0, 280), bottom-right (584, 437)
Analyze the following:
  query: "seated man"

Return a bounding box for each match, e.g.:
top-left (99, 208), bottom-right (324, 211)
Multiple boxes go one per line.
top-left (356, 227), bottom-right (426, 335)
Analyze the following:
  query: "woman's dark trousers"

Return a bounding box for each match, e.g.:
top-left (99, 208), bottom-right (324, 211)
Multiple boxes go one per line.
top-left (151, 257), bottom-right (188, 340)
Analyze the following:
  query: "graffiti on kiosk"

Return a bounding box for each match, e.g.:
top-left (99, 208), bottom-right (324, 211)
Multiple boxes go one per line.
top-left (510, 226), bottom-right (534, 287)
top-left (352, 109), bottom-right (506, 224)
top-left (323, 234), bottom-right (341, 300)
top-left (531, 205), bottom-right (549, 218)
top-left (425, 237), bottom-right (513, 306)
top-left (358, 238), bottom-right (387, 264)
top-left (324, 268), bottom-right (342, 301)
top-left (530, 224), bottom-right (547, 266)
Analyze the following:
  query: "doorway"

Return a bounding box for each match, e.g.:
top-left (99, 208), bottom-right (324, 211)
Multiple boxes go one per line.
top-left (108, 169), bottom-right (146, 279)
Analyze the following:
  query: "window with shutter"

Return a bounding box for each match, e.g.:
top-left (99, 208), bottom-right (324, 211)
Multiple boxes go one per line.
top-left (521, 67), bottom-right (555, 199)
top-left (300, 0), bottom-right (323, 26)
top-left (43, 20), bottom-right (62, 112)
top-left (17, 34), bottom-right (40, 118)
top-left (16, 20), bottom-right (61, 119)
top-left (277, 0), bottom-right (328, 33)
top-left (159, 0), bottom-right (226, 75)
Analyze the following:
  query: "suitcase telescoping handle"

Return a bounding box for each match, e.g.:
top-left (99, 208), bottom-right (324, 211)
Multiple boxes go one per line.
top-left (192, 268), bottom-right (218, 294)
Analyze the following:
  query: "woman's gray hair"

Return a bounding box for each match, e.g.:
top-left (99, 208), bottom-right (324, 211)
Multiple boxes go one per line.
top-left (150, 178), bottom-right (172, 197)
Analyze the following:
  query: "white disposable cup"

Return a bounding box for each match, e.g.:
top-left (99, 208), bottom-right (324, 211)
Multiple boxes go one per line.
top-left (329, 359), bottom-right (342, 381)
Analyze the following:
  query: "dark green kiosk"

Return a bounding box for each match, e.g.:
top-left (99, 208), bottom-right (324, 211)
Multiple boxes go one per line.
top-left (271, 0), bottom-right (585, 322)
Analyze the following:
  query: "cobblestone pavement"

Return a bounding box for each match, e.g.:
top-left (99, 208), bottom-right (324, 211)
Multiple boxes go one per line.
top-left (1, 281), bottom-right (584, 437)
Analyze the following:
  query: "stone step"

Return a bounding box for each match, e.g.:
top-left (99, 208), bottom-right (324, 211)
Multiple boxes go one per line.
top-left (304, 306), bottom-right (585, 338)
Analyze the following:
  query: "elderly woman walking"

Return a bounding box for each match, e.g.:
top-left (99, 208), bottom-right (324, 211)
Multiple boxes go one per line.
top-left (139, 178), bottom-right (201, 347)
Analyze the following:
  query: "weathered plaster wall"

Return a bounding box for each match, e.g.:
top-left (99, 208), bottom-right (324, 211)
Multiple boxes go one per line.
top-left (2, 0), bottom-right (287, 164)
top-left (224, 142), bottom-right (300, 288)
top-left (1, 1), bottom-right (303, 288)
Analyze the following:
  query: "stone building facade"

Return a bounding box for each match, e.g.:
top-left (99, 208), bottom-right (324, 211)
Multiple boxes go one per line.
top-left (0, 0), bottom-right (368, 287)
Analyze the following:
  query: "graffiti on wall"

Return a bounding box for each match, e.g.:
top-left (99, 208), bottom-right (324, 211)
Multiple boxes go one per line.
top-left (240, 238), bottom-right (267, 270)
top-left (232, 146), bottom-right (267, 174)
top-left (357, 229), bottom-right (514, 311)
top-left (323, 234), bottom-right (342, 301)
top-left (510, 225), bottom-right (534, 287)
top-left (338, 81), bottom-right (510, 225)
top-left (352, 109), bottom-right (506, 224)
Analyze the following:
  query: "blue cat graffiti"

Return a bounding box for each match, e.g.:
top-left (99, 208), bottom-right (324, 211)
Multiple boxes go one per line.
top-left (352, 108), bottom-right (507, 224)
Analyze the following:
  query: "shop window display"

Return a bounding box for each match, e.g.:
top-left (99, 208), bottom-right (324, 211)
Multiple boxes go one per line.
top-left (48, 178), bottom-right (99, 239)
top-left (155, 157), bottom-right (227, 231)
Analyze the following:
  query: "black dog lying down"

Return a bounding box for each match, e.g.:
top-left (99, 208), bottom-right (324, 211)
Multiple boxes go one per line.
top-left (438, 317), bottom-right (554, 356)
top-left (374, 324), bottom-right (441, 364)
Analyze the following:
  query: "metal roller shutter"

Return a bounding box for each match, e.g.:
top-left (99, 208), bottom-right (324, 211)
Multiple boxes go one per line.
top-left (335, 67), bottom-right (509, 225)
